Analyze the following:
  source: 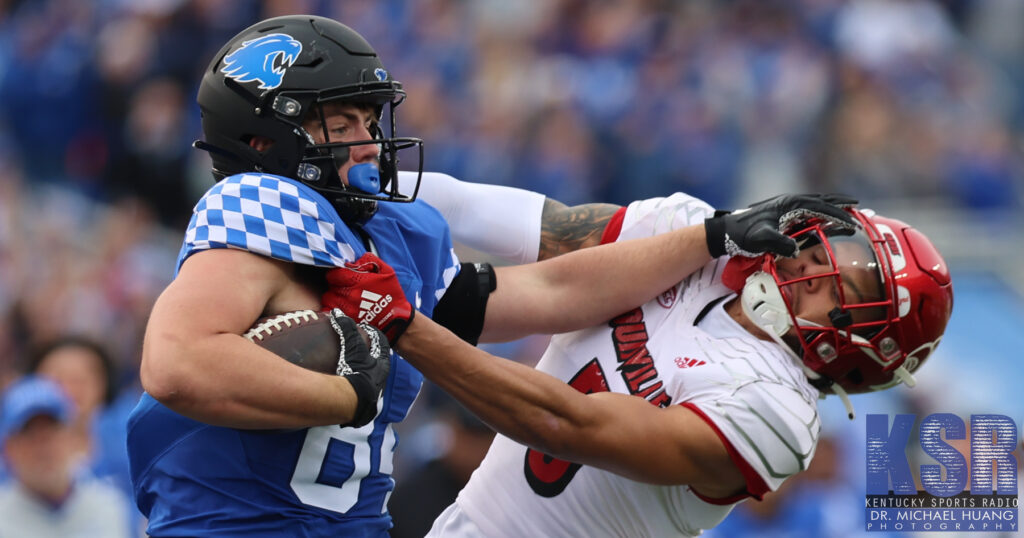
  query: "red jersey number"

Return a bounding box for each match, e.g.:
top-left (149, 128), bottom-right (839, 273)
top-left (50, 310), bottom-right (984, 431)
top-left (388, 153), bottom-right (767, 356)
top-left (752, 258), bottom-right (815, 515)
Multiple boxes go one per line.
top-left (523, 358), bottom-right (609, 497)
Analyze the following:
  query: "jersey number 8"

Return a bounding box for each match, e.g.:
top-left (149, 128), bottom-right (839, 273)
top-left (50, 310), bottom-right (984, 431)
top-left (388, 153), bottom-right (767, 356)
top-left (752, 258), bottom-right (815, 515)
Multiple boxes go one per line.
top-left (291, 417), bottom-right (396, 513)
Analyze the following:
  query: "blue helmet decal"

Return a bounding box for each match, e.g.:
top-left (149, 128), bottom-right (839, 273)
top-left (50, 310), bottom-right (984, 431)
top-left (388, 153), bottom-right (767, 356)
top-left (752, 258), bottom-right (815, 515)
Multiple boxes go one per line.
top-left (221, 33), bottom-right (303, 90)
top-left (374, 68), bottom-right (387, 81)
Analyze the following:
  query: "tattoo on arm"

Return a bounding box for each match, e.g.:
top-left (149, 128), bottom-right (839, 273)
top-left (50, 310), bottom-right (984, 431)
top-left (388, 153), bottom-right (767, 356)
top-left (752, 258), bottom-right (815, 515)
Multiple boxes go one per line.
top-left (538, 199), bottom-right (621, 260)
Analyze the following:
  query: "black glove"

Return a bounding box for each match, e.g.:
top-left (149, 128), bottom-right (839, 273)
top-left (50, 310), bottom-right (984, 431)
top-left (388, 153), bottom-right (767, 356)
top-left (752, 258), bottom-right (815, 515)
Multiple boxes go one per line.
top-left (704, 193), bottom-right (858, 258)
top-left (326, 308), bottom-right (392, 427)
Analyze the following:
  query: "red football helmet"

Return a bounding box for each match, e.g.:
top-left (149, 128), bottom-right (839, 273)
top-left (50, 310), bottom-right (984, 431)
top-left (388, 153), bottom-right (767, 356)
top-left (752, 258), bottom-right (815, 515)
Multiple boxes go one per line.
top-left (738, 208), bottom-right (954, 401)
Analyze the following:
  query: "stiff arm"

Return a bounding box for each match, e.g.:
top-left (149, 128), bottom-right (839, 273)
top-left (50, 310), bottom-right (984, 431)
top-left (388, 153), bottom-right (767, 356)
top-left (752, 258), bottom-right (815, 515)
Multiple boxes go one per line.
top-left (397, 315), bottom-right (747, 498)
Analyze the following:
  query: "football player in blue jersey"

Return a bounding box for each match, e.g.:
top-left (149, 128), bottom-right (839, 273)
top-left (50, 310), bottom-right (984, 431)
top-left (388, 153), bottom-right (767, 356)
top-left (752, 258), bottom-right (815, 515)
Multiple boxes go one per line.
top-left (127, 14), bottom-right (857, 537)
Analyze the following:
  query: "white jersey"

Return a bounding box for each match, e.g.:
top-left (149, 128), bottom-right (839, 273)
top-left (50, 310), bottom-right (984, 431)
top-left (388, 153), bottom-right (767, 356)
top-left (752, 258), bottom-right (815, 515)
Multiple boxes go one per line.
top-left (451, 193), bottom-right (822, 537)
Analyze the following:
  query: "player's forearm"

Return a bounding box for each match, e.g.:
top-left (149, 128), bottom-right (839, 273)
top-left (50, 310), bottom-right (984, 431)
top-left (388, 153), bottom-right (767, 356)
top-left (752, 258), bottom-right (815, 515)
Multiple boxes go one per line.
top-left (398, 318), bottom-right (746, 489)
top-left (141, 332), bottom-right (359, 429)
top-left (397, 316), bottom-right (601, 456)
top-left (482, 224), bottom-right (711, 341)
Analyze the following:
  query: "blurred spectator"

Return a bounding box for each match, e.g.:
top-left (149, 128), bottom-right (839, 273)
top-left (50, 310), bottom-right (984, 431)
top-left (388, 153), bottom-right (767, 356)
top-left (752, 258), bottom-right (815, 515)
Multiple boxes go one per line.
top-left (834, 0), bottom-right (957, 76)
top-left (0, 0), bottom-right (103, 188)
top-left (0, 375), bottom-right (130, 538)
top-left (389, 392), bottom-right (495, 538)
top-left (106, 77), bottom-right (194, 228)
top-left (24, 336), bottom-right (137, 502)
top-left (0, 0), bottom-right (1018, 217)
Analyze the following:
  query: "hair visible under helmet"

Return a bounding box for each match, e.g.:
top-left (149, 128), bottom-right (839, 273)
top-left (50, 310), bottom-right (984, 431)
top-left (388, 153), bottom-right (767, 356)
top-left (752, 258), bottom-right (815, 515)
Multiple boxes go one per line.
top-left (194, 15), bottom-right (423, 223)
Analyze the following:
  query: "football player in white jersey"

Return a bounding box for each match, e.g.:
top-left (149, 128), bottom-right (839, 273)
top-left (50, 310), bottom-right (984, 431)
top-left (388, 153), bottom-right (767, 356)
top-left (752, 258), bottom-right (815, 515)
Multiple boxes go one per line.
top-left (131, 15), bottom-right (860, 536)
top-left (323, 180), bottom-right (953, 538)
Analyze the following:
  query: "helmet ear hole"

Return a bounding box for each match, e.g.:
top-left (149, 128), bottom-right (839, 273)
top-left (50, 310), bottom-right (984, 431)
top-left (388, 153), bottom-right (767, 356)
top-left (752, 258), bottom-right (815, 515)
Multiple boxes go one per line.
top-left (845, 368), bottom-right (864, 386)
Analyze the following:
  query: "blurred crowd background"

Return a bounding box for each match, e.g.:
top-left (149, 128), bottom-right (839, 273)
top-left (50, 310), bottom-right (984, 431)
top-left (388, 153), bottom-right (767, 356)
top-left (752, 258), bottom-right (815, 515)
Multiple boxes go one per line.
top-left (0, 0), bottom-right (1022, 536)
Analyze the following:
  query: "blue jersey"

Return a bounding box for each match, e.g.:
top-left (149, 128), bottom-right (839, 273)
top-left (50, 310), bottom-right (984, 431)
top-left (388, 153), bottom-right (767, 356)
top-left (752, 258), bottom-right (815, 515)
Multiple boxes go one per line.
top-left (127, 174), bottom-right (459, 537)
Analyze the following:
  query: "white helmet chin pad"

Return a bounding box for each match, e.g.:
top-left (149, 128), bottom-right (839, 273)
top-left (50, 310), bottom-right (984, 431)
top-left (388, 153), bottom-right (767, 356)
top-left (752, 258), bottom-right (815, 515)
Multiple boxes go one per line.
top-left (741, 270), bottom-right (860, 419)
top-left (740, 271), bottom-right (792, 338)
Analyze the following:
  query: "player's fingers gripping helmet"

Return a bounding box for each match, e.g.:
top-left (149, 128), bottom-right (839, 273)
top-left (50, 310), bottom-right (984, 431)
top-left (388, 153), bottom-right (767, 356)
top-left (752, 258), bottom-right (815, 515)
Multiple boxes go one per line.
top-left (195, 15), bottom-right (423, 222)
top-left (738, 208), bottom-right (953, 412)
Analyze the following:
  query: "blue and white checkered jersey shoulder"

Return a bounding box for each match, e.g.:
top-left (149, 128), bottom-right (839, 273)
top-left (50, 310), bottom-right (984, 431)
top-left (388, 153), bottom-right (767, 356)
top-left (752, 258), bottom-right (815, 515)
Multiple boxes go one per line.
top-left (178, 172), bottom-right (460, 307)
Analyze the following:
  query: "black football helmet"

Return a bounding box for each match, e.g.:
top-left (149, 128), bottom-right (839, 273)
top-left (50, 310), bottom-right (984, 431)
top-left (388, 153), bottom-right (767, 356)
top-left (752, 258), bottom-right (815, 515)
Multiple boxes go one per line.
top-left (195, 15), bottom-right (423, 222)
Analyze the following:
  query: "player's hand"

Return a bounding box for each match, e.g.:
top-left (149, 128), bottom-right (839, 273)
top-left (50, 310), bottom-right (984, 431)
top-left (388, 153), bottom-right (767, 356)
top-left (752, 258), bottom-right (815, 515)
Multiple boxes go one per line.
top-left (325, 308), bottom-right (392, 427)
top-left (704, 193), bottom-right (858, 258)
top-left (322, 253), bottom-right (415, 345)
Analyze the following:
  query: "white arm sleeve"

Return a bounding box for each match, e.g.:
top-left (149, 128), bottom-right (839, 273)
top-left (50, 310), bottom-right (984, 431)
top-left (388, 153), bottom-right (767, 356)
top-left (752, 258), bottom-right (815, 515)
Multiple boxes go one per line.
top-left (399, 171), bottom-right (545, 264)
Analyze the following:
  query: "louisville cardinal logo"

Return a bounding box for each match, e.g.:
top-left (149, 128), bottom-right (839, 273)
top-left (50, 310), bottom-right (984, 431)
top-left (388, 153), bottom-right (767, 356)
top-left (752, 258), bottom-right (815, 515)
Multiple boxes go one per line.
top-left (221, 33), bottom-right (302, 90)
top-left (656, 287), bottom-right (677, 309)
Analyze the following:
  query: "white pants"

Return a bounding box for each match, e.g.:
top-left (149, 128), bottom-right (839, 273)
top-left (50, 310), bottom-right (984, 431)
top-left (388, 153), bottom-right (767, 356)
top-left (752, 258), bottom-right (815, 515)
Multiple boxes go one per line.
top-left (424, 502), bottom-right (486, 537)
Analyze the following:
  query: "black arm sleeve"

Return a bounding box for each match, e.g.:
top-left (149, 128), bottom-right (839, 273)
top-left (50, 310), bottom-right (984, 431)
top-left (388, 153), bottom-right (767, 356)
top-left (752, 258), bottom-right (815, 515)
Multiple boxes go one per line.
top-left (432, 262), bottom-right (497, 346)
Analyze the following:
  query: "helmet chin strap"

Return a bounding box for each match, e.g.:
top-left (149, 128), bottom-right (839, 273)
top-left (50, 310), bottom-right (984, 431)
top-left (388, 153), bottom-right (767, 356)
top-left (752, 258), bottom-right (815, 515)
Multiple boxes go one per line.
top-left (740, 271), bottom-right (857, 420)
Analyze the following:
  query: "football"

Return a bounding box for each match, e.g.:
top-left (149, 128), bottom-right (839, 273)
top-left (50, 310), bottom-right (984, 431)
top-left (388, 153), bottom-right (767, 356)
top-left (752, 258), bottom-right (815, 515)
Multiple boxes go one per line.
top-left (244, 310), bottom-right (343, 375)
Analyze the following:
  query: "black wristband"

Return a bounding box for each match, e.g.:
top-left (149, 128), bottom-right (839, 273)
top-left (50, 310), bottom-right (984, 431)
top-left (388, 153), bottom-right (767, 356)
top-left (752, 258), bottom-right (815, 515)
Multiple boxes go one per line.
top-left (704, 215), bottom-right (728, 258)
top-left (343, 372), bottom-right (378, 427)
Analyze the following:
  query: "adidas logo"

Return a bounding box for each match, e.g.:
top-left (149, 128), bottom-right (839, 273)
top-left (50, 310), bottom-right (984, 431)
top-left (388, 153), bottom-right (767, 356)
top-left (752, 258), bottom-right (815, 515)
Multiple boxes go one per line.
top-left (674, 356), bottom-right (706, 369)
top-left (358, 290), bottom-right (393, 324)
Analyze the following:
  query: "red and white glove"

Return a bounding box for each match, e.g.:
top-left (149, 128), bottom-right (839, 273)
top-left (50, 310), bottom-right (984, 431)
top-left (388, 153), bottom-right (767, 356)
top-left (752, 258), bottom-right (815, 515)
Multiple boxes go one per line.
top-left (322, 253), bottom-right (415, 345)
